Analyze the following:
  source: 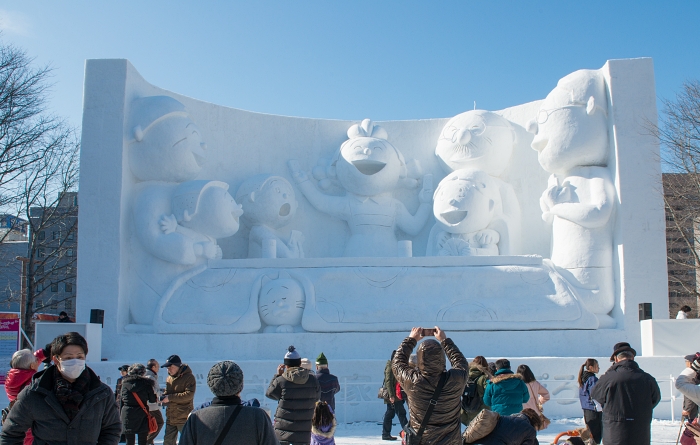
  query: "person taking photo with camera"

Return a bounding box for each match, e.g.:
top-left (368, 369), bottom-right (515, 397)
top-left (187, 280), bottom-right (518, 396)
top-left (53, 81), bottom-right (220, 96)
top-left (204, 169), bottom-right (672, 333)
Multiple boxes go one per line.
top-left (392, 326), bottom-right (468, 445)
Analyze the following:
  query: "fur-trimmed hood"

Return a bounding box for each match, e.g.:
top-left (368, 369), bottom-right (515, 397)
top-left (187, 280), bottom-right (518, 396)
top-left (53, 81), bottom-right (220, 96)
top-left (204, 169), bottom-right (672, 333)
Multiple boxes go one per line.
top-left (311, 418), bottom-right (337, 438)
top-left (490, 372), bottom-right (523, 384)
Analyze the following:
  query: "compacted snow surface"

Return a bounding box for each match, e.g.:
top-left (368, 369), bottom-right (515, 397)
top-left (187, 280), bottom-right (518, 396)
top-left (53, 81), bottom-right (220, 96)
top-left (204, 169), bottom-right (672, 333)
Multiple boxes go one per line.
top-left (149, 417), bottom-right (687, 444)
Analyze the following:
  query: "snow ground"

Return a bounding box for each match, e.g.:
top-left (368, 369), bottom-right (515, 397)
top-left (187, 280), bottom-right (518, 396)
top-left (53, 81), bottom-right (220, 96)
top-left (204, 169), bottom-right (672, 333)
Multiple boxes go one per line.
top-left (150, 417), bottom-right (686, 444)
top-left (331, 418), bottom-right (684, 444)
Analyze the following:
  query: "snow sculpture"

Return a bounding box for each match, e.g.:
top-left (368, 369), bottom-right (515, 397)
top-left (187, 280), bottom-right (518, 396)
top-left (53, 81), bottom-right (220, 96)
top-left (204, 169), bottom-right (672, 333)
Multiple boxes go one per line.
top-left (288, 119), bottom-right (433, 257)
top-left (528, 69), bottom-right (616, 328)
top-left (426, 169), bottom-right (502, 256)
top-left (129, 180), bottom-right (242, 328)
top-left (236, 174), bottom-right (303, 258)
top-left (258, 270), bottom-right (306, 333)
top-left (128, 96), bottom-right (207, 183)
top-left (435, 110), bottom-right (521, 254)
top-left (161, 180), bottom-right (243, 260)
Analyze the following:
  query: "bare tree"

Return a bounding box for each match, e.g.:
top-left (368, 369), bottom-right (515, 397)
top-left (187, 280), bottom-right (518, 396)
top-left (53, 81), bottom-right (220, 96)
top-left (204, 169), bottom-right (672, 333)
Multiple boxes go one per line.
top-left (0, 40), bottom-right (79, 344)
top-left (651, 80), bottom-right (700, 316)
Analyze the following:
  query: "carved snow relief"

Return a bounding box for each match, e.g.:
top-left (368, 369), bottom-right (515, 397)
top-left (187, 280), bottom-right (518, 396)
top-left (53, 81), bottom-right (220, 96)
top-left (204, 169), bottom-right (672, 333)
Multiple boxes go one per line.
top-left (116, 64), bottom-right (630, 333)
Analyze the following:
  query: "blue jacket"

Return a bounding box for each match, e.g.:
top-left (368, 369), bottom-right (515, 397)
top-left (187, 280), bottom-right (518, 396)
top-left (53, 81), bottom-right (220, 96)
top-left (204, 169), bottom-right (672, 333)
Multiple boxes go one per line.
top-left (579, 373), bottom-right (598, 411)
top-left (483, 369), bottom-right (529, 416)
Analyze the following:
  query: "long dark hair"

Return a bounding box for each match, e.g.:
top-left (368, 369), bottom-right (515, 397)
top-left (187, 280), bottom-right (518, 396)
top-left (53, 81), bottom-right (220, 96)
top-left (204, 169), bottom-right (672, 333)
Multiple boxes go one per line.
top-left (312, 401), bottom-right (334, 428)
top-left (577, 359), bottom-right (598, 387)
top-left (472, 356), bottom-right (488, 368)
top-left (516, 364), bottom-right (536, 383)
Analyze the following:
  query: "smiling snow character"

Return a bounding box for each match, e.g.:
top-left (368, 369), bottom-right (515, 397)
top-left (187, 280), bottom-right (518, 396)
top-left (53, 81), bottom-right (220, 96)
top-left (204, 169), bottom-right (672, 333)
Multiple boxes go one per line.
top-left (288, 119), bottom-right (433, 257)
top-left (427, 168), bottom-right (503, 256)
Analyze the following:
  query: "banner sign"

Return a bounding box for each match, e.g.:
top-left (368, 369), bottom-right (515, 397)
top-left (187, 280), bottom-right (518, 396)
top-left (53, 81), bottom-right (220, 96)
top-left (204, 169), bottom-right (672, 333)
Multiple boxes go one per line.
top-left (0, 313), bottom-right (20, 385)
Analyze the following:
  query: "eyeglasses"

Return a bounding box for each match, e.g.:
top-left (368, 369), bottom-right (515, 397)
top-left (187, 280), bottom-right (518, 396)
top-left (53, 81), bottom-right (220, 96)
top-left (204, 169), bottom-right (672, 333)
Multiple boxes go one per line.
top-left (528, 100), bottom-right (607, 135)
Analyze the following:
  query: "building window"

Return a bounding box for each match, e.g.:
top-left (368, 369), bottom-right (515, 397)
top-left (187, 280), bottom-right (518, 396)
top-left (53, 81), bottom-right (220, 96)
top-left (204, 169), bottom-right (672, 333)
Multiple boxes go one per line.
top-left (65, 283), bottom-right (72, 292)
top-left (50, 283), bottom-right (58, 292)
top-left (67, 232), bottom-right (74, 241)
top-left (36, 283), bottom-right (43, 292)
top-left (52, 231), bottom-right (59, 240)
top-left (36, 265), bottom-right (44, 274)
top-left (66, 267), bottom-right (73, 275)
top-left (38, 248), bottom-right (45, 258)
top-left (66, 249), bottom-right (73, 257)
top-left (51, 302), bottom-right (58, 310)
top-left (34, 299), bottom-right (42, 309)
top-left (65, 299), bottom-right (72, 310)
top-left (38, 231), bottom-right (45, 240)
top-left (52, 268), bottom-right (58, 275)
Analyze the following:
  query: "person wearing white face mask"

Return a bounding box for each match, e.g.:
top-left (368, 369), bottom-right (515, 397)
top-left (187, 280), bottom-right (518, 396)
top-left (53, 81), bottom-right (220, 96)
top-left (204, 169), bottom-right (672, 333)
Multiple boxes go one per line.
top-left (0, 332), bottom-right (122, 445)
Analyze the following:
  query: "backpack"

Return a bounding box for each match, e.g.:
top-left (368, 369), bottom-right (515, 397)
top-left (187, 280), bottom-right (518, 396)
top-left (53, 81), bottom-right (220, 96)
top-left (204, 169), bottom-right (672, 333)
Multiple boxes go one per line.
top-left (461, 377), bottom-right (482, 413)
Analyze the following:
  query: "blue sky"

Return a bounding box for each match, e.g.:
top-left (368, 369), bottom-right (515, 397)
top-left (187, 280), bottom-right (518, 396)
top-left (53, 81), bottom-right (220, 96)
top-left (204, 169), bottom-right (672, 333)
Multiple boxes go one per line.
top-left (1, 1), bottom-right (698, 128)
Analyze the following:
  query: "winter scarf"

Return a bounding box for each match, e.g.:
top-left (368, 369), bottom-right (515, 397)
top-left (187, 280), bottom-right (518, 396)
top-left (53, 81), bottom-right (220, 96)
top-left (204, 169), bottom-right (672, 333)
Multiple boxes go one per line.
top-left (53, 367), bottom-right (91, 420)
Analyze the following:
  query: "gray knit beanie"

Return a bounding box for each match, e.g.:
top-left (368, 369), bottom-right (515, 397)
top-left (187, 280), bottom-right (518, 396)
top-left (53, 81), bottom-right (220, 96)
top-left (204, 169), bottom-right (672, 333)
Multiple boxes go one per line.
top-left (207, 361), bottom-right (244, 397)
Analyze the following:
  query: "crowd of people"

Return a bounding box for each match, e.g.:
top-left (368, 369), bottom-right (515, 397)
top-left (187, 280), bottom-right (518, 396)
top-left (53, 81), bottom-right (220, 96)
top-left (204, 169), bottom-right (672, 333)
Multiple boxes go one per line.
top-left (0, 329), bottom-right (696, 445)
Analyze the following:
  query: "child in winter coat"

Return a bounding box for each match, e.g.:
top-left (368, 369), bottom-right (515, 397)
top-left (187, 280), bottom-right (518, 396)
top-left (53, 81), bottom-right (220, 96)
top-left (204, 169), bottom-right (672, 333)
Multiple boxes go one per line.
top-left (578, 358), bottom-right (602, 444)
top-left (311, 401), bottom-right (336, 445)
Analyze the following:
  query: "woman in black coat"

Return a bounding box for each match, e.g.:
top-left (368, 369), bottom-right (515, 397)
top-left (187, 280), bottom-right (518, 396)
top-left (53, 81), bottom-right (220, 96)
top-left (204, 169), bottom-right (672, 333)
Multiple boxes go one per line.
top-left (120, 363), bottom-right (157, 445)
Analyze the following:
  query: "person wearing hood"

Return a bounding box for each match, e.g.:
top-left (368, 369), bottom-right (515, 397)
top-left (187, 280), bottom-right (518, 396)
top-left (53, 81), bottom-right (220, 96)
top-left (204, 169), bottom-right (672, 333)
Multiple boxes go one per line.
top-left (266, 345), bottom-right (321, 445)
top-left (161, 355), bottom-right (196, 445)
top-left (461, 356), bottom-right (492, 426)
top-left (591, 342), bottom-right (661, 445)
top-left (119, 364), bottom-right (157, 445)
top-left (0, 332), bottom-right (122, 445)
top-left (483, 359), bottom-right (529, 416)
top-left (392, 326), bottom-right (468, 445)
top-left (180, 361), bottom-right (278, 445)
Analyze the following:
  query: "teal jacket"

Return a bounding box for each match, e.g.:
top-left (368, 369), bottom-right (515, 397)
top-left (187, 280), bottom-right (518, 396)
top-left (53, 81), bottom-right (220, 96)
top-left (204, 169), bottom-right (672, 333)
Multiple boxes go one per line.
top-left (483, 369), bottom-right (529, 416)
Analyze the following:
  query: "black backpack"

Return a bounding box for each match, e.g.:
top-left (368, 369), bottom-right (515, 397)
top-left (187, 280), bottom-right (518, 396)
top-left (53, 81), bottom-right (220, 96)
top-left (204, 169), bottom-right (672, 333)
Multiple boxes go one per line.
top-left (461, 377), bottom-right (482, 413)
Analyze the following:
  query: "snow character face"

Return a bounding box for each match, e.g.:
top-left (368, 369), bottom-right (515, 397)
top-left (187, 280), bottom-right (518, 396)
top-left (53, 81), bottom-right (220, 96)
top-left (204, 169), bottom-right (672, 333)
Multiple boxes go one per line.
top-left (433, 169), bottom-right (502, 234)
top-left (128, 96), bottom-right (207, 182)
top-left (258, 273), bottom-right (305, 328)
top-left (529, 69), bottom-right (609, 175)
top-left (334, 119), bottom-right (406, 196)
top-left (237, 175), bottom-right (298, 229)
top-left (172, 180), bottom-right (243, 239)
top-left (435, 110), bottom-right (515, 176)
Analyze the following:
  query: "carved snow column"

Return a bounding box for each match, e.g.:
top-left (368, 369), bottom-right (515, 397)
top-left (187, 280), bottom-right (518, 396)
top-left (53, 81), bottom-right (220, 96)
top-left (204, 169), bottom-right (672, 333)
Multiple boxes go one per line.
top-left (528, 70), bottom-right (616, 328)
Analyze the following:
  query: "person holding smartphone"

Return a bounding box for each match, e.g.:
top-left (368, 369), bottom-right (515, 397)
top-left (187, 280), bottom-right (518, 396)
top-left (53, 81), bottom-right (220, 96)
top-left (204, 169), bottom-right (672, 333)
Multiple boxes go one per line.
top-left (391, 326), bottom-right (468, 445)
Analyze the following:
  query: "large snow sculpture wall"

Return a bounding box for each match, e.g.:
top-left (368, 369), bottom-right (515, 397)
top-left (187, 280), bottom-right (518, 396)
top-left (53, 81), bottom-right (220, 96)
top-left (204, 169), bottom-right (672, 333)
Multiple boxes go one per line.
top-left (77, 58), bottom-right (668, 360)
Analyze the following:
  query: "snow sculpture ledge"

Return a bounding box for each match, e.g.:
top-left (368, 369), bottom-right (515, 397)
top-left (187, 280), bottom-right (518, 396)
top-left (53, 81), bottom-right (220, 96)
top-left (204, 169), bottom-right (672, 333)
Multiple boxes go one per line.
top-left (77, 58), bottom-right (668, 359)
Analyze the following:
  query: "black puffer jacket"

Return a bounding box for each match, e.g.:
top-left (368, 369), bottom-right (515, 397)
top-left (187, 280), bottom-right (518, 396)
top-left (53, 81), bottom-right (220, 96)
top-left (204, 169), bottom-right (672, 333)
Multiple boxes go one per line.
top-left (590, 359), bottom-right (661, 445)
top-left (119, 375), bottom-right (157, 434)
top-left (392, 337), bottom-right (468, 445)
top-left (265, 366), bottom-right (321, 444)
top-left (469, 413), bottom-right (538, 445)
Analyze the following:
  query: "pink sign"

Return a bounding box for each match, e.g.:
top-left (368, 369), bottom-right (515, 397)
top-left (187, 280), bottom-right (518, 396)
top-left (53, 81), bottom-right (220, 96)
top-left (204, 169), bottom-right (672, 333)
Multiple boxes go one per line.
top-left (0, 314), bottom-right (20, 385)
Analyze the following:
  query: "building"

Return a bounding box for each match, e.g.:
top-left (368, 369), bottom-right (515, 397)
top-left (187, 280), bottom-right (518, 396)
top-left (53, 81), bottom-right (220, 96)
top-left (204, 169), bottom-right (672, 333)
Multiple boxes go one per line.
top-left (663, 173), bottom-right (699, 317)
top-left (28, 192), bottom-right (78, 319)
top-left (0, 240), bottom-right (28, 313)
top-left (0, 215), bottom-right (28, 242)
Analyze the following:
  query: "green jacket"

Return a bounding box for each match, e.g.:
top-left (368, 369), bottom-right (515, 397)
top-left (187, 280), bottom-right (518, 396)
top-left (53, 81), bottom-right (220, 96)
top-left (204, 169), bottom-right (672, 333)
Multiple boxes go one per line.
top-left (460, 363), bottom-right (491, 425)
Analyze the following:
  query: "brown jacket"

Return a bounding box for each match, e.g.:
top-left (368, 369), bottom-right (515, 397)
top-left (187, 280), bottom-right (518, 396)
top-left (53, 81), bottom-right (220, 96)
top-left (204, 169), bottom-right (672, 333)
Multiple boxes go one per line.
top-left (164, 364), bottom-right (196, 425)
top-left (392, 337), bottom-right (468, 445)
